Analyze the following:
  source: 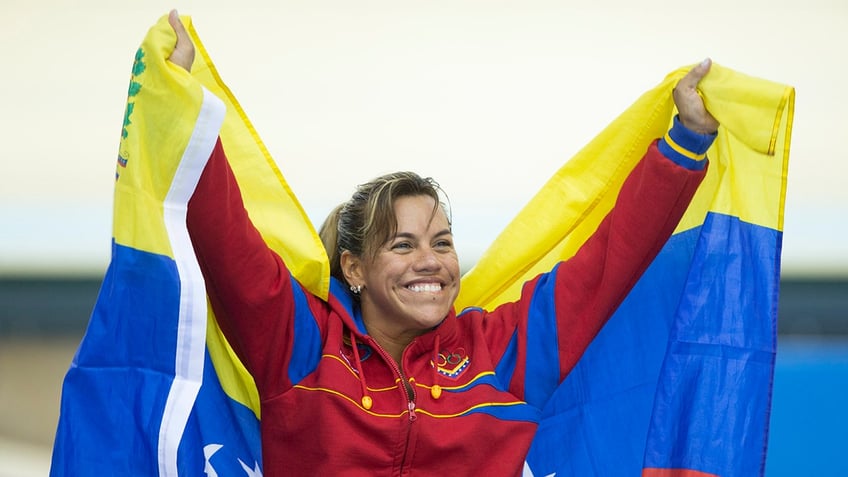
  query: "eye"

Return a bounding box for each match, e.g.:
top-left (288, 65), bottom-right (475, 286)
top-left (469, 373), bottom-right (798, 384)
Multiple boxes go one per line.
top-left (434, 239), bottom-right (454, 249)
top-left (391, 241), bottom-right (413, 251)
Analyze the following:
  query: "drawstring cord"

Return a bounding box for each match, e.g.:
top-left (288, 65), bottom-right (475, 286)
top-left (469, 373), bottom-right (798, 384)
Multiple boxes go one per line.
top-left (350, 328), bottom-right (443, 408)
top-left (349, 329), bottom-right (373, 410)
top-left (430, 334), bottom-right (442, 400)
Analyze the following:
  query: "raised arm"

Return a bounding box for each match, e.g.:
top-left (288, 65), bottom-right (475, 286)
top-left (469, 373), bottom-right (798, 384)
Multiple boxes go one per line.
top-left (550, 60), bottom-right (718, 379)
top-left (169, 12), bottom-right (306, 396)
top-left (186, 139), bottom-right (295, 371)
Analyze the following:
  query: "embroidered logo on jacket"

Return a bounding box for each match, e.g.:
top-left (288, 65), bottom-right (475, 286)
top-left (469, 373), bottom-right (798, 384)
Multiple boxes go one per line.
top-left (431, 348), bottom-right (470, 379)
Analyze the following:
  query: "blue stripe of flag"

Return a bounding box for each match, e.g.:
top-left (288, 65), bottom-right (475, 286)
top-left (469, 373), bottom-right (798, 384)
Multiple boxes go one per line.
top-left (525, 212), bottom-right (779, 476)
top-left (51, 241), bottom-right (181, 475)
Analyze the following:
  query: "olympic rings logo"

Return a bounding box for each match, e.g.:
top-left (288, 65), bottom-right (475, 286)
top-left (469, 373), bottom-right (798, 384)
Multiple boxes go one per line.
top-left (435, 348), bottom-right (467, 367)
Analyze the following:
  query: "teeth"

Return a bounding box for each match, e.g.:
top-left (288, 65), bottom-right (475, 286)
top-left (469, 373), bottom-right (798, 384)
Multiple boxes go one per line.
top-left (408, 283), bottom-right (442, 293)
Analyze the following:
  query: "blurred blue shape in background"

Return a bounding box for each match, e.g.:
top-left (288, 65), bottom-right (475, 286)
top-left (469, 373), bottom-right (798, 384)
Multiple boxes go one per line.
top-left (767, 336), bottom-right (848, 477)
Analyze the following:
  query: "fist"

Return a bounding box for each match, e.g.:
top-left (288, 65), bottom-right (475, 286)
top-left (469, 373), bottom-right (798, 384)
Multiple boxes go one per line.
top-left (673, 58), bottom-right (719, 134)
top-left (167, 10), bottom-right (195, 73)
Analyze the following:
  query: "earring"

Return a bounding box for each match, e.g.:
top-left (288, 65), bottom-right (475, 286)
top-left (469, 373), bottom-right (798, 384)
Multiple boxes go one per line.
top-left (350, 284), bottom-right (362, 295)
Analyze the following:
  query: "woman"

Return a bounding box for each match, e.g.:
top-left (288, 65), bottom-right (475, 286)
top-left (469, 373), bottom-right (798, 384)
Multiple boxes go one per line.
top-left (171, 11), bottom-right (718, 477)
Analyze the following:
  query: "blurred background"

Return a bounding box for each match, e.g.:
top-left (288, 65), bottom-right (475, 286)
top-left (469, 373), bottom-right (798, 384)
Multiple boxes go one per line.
top-left (1, 0), bottom-right (846, 475)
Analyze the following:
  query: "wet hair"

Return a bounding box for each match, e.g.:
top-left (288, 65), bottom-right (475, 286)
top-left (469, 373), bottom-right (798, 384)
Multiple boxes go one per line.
top-left (318, 171), bottom-right (451, 284)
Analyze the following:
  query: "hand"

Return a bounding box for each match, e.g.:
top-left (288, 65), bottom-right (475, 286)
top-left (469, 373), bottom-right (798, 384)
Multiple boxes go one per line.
top-left (673, 58), bottom-right (719, 134)
top-left (167, 10), bottom-right (195, 73)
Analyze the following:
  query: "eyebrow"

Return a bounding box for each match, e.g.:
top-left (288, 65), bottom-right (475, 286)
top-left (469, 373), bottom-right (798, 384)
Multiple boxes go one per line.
top-left (393, 228), bottom-right (452, 240)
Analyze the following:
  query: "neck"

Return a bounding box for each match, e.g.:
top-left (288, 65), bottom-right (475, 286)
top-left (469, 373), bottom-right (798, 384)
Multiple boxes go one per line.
top-left (367, 327), bottom-right (412, 366)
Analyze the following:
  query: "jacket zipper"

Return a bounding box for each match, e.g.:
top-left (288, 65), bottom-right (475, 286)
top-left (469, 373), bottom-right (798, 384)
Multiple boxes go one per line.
top-left (365, 336), bottom-right (417, 420)
top-left (364, 336), bottom-right (417, 474)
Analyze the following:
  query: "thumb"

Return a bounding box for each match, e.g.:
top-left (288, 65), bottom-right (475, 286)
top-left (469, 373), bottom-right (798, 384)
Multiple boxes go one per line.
top-left (167, 9), bottom-right (195, 72)
top-left (678, 58), bottom-right (711, 91)
top-left (673, 58), bottom-right (719, 134)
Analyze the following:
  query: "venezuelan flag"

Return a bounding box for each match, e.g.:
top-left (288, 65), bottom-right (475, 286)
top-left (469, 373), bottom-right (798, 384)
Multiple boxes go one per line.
top-left (50, 13), bottom-right (327, 475)
top-left (51, 13), bottom-right (792, 477)
top-left (456, 57), bottom-right (793, 476)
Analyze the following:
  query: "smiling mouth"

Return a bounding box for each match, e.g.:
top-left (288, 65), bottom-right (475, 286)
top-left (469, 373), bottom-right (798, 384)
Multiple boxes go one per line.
top-left (407, 283), bottom-right (443, 293)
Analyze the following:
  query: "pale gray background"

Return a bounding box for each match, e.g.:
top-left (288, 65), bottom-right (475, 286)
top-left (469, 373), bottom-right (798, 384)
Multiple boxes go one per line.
top-left (1, 0), bottom-right (845, 277)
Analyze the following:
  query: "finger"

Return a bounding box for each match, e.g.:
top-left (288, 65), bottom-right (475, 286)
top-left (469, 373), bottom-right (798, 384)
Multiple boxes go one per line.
top-left (678, 58), bottom-right (712, 91)
top-left (167, 9), bottom-right (194, 72)
top-left (168, 10), bottom-right (190, 46)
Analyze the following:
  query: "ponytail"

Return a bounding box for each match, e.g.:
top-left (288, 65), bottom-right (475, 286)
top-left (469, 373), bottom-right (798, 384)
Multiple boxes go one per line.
top-left (318, 203), bottom-right (346, 283)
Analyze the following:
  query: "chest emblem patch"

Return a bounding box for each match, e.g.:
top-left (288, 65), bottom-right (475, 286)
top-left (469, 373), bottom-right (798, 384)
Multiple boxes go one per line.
top-left (432, 348), bottom-right (471, 379)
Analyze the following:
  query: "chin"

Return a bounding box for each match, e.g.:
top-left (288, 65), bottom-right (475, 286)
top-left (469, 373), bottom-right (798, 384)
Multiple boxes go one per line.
top-left (414, 309), bottom-right (451, 330)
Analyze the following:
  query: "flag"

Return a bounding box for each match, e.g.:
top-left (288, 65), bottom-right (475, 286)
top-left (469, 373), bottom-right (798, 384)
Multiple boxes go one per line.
top-left (51, 12), bottom-right (793, 477)
top-left (457, 61), bottom-right (793, 476)
top-left (50, 13), bottom-right (327, 476)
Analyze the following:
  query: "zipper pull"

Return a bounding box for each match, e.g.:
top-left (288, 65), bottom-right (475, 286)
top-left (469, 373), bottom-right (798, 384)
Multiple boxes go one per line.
top-left (408, 401), bottom-right (417, 422)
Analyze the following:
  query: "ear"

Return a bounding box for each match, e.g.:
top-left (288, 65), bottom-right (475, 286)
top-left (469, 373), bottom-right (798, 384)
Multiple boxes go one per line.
top-left (340, 250), bottom-right (364, 287)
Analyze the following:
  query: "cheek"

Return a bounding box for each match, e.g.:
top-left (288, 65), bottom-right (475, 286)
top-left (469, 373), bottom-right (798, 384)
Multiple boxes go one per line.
top-left (443, 256), bottom-right (460, 277)
top-left (370, 257), bottom-right (408, 282)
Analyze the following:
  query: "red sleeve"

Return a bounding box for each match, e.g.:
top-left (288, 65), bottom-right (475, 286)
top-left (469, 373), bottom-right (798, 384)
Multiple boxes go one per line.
top-left (186, 138), bottom-right (297, 394)
top-left (552, 140), bottom-right (707, 379)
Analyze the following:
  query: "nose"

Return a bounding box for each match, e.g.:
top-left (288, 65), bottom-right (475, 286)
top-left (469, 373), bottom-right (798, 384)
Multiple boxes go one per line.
top-left (412, 246), bottom-right (440, 272)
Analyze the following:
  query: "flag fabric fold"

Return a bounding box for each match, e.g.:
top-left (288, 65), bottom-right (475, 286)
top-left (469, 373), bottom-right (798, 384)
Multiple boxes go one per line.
top-left (51, 13), bottom-right (792, 477)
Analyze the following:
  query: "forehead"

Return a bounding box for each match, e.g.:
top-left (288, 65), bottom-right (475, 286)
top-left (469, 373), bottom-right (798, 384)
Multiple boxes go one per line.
top-left (393, 195), bottom-right (450, 231)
